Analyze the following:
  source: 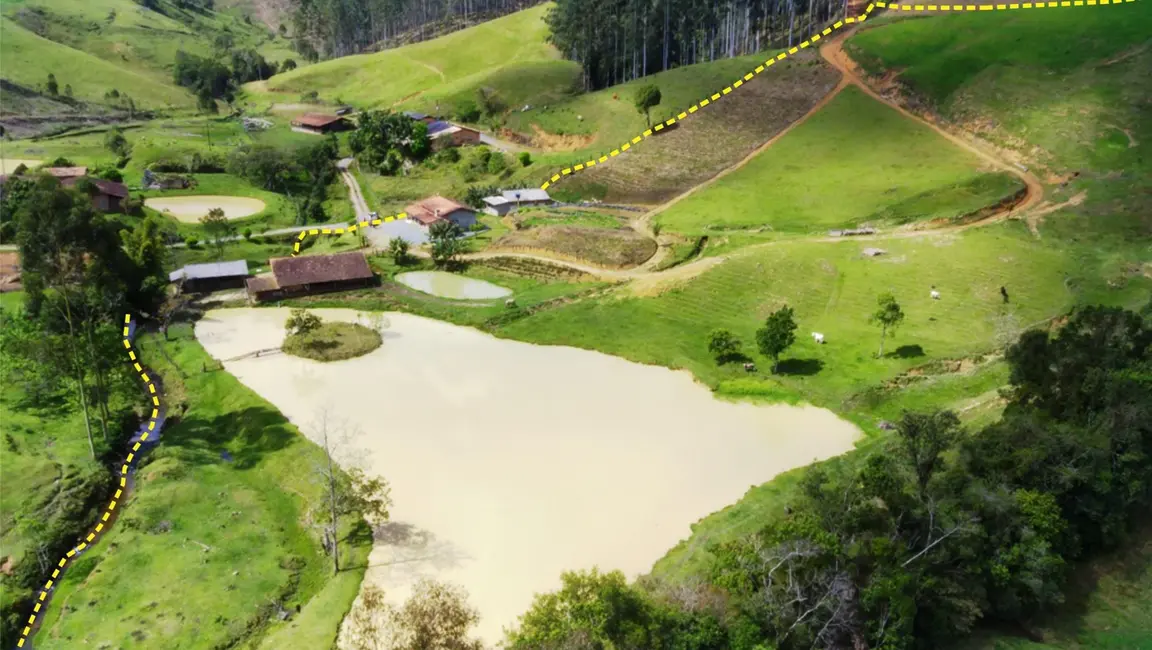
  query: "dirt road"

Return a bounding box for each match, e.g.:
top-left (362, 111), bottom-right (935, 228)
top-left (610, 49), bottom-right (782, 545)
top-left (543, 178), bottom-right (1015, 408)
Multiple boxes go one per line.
top-left (819, 30), bottom-right (1044, 214)
top-left (338, 158), bottom-right (373, 218)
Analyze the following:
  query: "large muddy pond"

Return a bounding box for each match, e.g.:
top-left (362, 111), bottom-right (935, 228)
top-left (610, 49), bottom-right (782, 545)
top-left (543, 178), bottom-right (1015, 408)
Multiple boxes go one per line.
top-left (195, 308), bottom-right (859, 645)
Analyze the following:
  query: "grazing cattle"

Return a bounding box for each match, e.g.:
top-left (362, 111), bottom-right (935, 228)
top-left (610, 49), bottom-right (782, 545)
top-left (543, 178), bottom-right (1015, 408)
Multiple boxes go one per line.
top-left (743, 362), bottom-right (756, 372)
top-left (812, 332), bottom-right (825, 344)
top-left (930, 290), bottom-right (941, 300)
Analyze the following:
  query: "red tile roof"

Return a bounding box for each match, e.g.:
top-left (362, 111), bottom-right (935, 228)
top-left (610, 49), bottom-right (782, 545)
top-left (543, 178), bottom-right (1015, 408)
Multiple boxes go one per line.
top-left (269, 251), bottom-right (373, 288)
top-left (405, 196), bottom-right (473, 225)
top-left (291, 113), bottom-right (345, 128)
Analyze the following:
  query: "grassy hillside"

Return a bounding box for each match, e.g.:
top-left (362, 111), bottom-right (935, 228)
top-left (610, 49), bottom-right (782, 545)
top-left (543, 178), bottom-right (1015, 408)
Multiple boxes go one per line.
top-left (29, 324), bottom-right (370, 650)
top-left (0, 17), bottom-right (190, 108)
top-left (520, 51), bottom-right (846, 204)
top-left (653, 86), bottom-right (1024, 234)
top-left (0, 0), bottom-right (297, 110)
top-left (250, 4), bottom-right (580, 112)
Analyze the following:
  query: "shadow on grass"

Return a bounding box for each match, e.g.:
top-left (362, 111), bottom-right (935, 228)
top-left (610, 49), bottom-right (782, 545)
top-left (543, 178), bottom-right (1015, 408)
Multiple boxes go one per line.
top-left (777, 358), bottom-right (824, 376)
top-left (716, 352), bottom-right (753, 365)
top-left (160, 406), bottom-right (298, 470)
top-left (889, 345), bottom-right (926, 359)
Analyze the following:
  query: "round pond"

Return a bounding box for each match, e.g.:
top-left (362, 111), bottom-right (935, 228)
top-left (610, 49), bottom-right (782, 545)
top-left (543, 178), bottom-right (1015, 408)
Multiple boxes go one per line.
top-left (145, 195), bottom-right (266, 222)
top-left (395, 271), bottom-right (512, 300)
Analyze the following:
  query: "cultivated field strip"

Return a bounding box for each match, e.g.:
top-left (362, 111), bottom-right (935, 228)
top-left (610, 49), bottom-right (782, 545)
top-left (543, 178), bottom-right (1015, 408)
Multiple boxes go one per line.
top-left (15, 315), bottom-right (163, 649)
top-left (537, 0), bottom-right (1141, 191)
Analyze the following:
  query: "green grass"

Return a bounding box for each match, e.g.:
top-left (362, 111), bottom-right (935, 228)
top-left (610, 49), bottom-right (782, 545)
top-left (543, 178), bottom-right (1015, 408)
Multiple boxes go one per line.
top-left (652, 86), bottom-right (1025, 235)
top-left (0, 17), bottom-right (190, 108)
top-left (519, 208), bottom-right (624, 229)
top-left (0, 0), bottom-right (298, 110)
top-left (250, 4), bottom-right (577, 113)
top-left (282, 321), bottom-right (383, 361)
top-left (31, 324), bottom-right (370, 649)
top-left (500, 222), bottom-right (1078, 412)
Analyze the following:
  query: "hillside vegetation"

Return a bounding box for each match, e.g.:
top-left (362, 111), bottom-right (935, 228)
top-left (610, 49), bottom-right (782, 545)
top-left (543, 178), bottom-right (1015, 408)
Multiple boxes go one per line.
top-left (25, 324), bottom-right (371, 650)
top-left (653, 86), bottom-right (1025, 234)
top-left (250, 4), bottom-right (580, 113)
top-left (0, 0), bottom-right (296, 110)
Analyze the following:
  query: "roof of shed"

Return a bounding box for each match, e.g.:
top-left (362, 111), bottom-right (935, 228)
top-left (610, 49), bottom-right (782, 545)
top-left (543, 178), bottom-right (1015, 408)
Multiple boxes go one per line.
top-left (501, 188), bottom-right (551, 202)
top-left (270, 251), bottom-right (373, 288)
top-left (169, 260), bottom-right (250, 283)
top-left (292, 113), bottom-right (345, 128)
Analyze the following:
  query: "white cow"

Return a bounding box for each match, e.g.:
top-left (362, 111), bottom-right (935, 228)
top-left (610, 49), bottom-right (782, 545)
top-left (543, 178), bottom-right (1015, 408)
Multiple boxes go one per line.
top-left (812, 332), bottom-right (825, 344)
top-left (930, 290), bottom-right (941, 300)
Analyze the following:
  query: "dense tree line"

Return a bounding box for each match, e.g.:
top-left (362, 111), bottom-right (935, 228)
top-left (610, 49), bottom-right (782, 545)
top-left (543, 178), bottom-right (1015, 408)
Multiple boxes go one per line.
top-left (505, 300), bottom-right (1152, 649)
top-left (291, 0), bottom-right (542, 58)
top-left (172, 48), bottom-right (276, 109)
top-left (549, 0), bottom-right (852, 90)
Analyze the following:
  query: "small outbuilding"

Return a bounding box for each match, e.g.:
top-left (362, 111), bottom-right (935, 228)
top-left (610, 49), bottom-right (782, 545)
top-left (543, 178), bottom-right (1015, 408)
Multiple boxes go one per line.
top-left (481, 196), bottom-right (513, 216)
top-left (169, 260), bottom-right (250, 293)
top-left (428, 121), bottom-right (481, 149)
top-left (405, 196), bottom-right (478, 230)
top-left (61, 177), bottom-right (129, 213)
top-left (291, 113), bottom-right (353, 135)
top-left (500, 188), bottom-right (552, 209)
top-left (246, 251), bottom-right (375, 302)
top-left (402, 111), bottom-right (438, 125)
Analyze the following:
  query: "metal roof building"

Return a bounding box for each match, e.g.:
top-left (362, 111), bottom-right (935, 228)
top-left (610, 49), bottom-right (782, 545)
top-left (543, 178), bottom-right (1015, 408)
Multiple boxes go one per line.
top-left (169, 261), bottom-right (250, 283)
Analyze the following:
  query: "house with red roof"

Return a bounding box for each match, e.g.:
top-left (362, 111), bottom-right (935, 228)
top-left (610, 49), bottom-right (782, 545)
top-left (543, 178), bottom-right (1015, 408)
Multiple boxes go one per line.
top-left (404, 196), bottom-right (477, 231)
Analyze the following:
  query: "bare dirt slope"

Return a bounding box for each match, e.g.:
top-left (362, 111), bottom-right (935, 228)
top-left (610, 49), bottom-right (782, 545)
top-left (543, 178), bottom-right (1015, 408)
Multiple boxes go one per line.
top-left (568, 52), bottom-right (842, 204)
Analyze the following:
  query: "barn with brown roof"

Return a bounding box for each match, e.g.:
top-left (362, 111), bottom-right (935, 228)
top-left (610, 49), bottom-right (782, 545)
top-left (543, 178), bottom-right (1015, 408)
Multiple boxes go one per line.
top-left (246, 251), bottom-right (375, 302)
top-left (290, 113), bottom-right (353, 135)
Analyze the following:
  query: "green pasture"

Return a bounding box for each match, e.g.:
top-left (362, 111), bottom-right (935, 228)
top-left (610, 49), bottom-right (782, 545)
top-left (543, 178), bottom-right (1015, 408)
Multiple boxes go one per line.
top-left (0, 18), bottom-right (189, 108)
top-left (500, 221), bottom-right (1079, 410)
top-left (0, 0), bottom-right (297, 109)
top-left (251, 4), bottom-right (573, 112)
top-left (652, 86), bottom-right (1024, 234)
top-left (32, 325), bottom-right (370, 650)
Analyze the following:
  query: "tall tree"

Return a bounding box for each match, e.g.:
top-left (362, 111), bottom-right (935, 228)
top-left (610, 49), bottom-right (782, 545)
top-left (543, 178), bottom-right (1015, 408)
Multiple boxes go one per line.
top-left (633, 84), bottom-right (662, 127)
top-left (200, 207), bottom-right (234, 259)
top-left (756, 305), bottom-right (797, 373)
top-left (870, 292), bottom-right (904, 358)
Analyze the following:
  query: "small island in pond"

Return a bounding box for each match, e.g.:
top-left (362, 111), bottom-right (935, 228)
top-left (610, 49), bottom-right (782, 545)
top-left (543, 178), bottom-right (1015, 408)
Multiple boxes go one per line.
top-left (282, 309), bottom-right (382, 361)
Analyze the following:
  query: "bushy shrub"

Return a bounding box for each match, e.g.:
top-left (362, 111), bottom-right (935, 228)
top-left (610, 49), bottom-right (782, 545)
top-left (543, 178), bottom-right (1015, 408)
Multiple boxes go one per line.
top-left (518, 151), bottom-right (532, 167)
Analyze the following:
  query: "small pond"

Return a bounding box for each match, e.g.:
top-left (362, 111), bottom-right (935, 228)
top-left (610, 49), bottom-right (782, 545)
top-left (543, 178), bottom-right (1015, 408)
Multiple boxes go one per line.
top-left (395, 271), bottom-right (512, 300)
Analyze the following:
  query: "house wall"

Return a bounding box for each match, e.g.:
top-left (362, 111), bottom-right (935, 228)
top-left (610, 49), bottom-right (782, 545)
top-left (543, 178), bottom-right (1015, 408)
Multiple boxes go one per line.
top-left (185, 276), bottom-right (248, 294)
top-left (252, 277), bottom-right (376, 302)
top-left (484, 204), bottom-right (512, 217)
top-left (447, 209), bottom-right (478, 230)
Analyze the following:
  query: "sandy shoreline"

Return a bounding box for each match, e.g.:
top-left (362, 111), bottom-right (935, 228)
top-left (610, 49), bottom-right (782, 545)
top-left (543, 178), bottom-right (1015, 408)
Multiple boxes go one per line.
top-left (195, 308), bottom-right (861, 645)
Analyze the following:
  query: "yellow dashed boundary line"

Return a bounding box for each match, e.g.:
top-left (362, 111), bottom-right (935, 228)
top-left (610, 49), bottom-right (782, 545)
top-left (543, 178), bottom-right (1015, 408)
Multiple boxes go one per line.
top-left (537, 0), bottom-right (1139, 191)
top-left (291, 212), bottom-right (407, 256)
top-left (16, 314), bottom-right (161, 649)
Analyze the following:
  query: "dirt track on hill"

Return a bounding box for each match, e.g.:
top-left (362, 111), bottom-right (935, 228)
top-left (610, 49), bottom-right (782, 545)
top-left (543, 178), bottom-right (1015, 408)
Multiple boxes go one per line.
top-left (457, 24), bottom-right (1046, 288)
